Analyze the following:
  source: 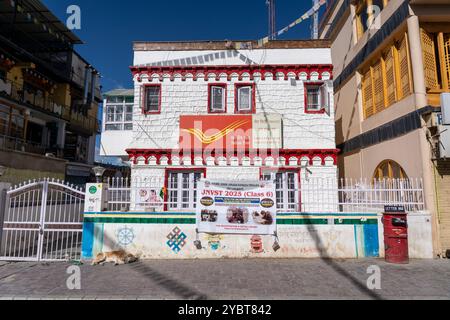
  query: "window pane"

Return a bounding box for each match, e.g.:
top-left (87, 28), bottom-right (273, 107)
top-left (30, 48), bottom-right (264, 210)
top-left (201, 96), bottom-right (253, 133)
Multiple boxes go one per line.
top-left (307, 86), bottom-right (320, 110)
top-left (211, 87), bottom-right (224, 111)
top-left (145, 86), bottom-right (160, 112)
top-left (124, 123), bottom-right (133, 131)
top-left (105, 124), bottom-right (121, 131)
top-left (238, 87), bottom-right (251, 110)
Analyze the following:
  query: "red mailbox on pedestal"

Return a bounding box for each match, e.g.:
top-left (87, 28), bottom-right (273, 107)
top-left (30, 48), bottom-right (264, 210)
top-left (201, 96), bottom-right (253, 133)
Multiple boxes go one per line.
top-left (383, 206), bottom-right (409, 264)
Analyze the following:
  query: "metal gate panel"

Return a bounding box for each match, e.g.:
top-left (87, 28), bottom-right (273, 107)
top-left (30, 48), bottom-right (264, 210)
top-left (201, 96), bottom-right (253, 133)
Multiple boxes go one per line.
top-left (0, 179), bottom-right (84, 262)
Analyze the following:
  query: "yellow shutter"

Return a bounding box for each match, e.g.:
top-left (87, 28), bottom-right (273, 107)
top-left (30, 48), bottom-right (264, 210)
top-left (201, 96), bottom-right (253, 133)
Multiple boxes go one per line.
top-left (384, 47), bottom-right (397, 106)
top-left (444, 33), bottom-right (450, 90)
top-left (362, 68), bottom-right (374, 119)
top-left (420, 29), bottom-right (439, 90)
top-left (373, 59), bottom-right (385, 114)
top-left (397, 34), bottom-right (412, 98)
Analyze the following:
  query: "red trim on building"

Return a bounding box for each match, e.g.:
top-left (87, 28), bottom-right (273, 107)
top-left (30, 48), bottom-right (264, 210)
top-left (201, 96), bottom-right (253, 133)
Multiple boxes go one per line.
top-left (234, 83), bottom-right (256, 114)
top-left (304, 81), bottom-right (326, 114)
top-left (207, 83), bottom-right (227, 114)
top-left (142, 83), bottom-right (162, 115)
top-left (126, 148), bottom-right (339, 166)
top-left (130, 64), bottom-right (333, 82)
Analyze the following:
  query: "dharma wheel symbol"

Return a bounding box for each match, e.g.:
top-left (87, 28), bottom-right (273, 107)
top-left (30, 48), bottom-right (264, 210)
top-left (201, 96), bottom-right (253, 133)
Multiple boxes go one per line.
top-left (117, 227), bottom-right (135, 246)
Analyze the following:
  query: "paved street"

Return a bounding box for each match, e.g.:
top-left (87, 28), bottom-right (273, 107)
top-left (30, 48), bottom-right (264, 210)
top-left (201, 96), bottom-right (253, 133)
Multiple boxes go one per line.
top-left (0, 258), bottom-right (449, 300)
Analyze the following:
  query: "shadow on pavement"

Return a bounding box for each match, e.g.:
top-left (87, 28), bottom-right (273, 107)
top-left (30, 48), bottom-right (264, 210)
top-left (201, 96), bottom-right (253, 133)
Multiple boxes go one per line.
top-left (101, 232), bottom-right (208, 300)
top-left (305, 223), bottom-right (383, 300)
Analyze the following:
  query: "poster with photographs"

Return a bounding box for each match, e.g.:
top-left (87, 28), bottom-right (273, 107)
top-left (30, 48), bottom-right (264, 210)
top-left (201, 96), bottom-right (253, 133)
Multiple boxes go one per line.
top-left (135, 188), bottom-right (163, 211)
top-left (196, 180), bottom-right (277, 235)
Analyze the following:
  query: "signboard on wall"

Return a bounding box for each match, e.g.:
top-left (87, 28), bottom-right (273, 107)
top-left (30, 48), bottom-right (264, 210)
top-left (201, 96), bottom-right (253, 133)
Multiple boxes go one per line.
top-left (196, 180), bottom-right (277, 235)
top-left (180, 114), bottom-right (282, 150)
top-left (84, 183), bottom-right (107, 213)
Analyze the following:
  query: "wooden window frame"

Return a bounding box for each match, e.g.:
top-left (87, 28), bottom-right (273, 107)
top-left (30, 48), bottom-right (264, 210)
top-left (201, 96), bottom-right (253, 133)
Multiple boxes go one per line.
top-left (208, 83), bottom-right (227, 113)
top-left (164, 168), bottom-right (207, 212)
top-left (142, 84), bottom-right (162, 115)
top-left (234, 83), bottom-right (256, 114)
top-left (304, 82), bottom-right (326, 114)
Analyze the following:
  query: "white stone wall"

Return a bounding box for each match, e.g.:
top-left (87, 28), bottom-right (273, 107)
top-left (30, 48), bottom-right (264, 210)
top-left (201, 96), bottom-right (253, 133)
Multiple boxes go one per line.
top-left (129, 76), bottom-right (335, 150)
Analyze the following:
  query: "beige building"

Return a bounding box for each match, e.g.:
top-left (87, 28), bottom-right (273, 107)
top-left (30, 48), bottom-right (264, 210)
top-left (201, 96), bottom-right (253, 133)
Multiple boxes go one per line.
top-left (320, 0), bottom-right (450, 256)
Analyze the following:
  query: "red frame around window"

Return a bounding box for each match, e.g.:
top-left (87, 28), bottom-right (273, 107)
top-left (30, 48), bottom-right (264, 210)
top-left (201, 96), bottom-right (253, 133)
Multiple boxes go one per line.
top-left (142, 83), bottom-right (162, 115)
top-left (259, 167), bottom-right (302, 212)
top-left (235, 83), bottom-right (256, 114)
top-left (163, 168), bottom-right (207, 211)
top-left (207, 83), bottom-right (227, 114)
top-left (304, 82), bottom-right (326, 114)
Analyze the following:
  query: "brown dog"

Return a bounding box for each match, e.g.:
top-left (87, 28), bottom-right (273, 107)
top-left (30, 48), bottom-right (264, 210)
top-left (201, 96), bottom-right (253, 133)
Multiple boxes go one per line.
top-left (91, 250), bottom-right (138, 266)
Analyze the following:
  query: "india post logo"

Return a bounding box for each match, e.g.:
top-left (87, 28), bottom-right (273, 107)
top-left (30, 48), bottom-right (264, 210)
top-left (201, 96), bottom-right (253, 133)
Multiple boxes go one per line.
top-left (89, 186), bottom-right (98, 194)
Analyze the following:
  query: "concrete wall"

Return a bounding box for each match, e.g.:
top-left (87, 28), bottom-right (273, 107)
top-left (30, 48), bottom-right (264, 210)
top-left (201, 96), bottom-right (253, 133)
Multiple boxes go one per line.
top-left (0, 149), bottom-right (66, 184)
top-left (82, 212), bottom-right (380, 260)
top-left (81, 211), bottom-right (434, 260)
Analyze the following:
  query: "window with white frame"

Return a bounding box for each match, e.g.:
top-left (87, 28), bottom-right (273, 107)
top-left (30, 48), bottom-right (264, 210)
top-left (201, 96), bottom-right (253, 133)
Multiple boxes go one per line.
top-left (262, 171), bottom-right (299, 211)
top-left (104, 96), bottom-right (133, 131)
top-left (209, 85), bottom-right (226, 112)
top-left (144, 85), bottom-right (161, 113)
top-left (305, 82), bottom-right (329, 113)
top-left (168, 171), bottom-right (203, 210)
top-left (236, 85), bottom-right (253, 112)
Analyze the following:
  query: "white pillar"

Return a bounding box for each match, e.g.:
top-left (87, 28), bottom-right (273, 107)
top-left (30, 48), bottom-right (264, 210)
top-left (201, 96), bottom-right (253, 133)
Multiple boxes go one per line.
top-left (407, 15), bottom-right (428, 109)
top-left (407, 14), bottom-right (441, 255)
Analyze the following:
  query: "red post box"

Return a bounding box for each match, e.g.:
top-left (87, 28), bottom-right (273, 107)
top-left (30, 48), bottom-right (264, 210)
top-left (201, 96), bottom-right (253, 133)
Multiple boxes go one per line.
top-left (382, 206), bottom-right (409, 264)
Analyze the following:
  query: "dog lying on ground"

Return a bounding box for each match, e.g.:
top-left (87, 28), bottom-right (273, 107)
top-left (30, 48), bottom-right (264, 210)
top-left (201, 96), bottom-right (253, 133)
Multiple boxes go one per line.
top-left (91, 250), bottom-right (138, 266)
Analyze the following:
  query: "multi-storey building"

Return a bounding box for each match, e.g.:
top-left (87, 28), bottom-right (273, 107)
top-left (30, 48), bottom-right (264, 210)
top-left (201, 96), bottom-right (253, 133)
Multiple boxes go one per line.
top-left (319, 0), bottom-right (450, 255)
top-left (0, 0), bottom-right (101, 185)
top-left (118, 40), bottom-right (338, 212)
top-left (100, 89), bottom-right (134, 162)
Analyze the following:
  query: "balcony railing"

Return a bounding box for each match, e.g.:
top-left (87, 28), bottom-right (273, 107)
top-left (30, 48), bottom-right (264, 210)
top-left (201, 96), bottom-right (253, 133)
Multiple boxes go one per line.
top-left (69, 111), bottom-right (101, 134)
top-left (0, 78), bottom-right (69, 118)
top-left (0, 78), bottom-right (100, 134)
top-left (0, 134), bottom-right (46, 155)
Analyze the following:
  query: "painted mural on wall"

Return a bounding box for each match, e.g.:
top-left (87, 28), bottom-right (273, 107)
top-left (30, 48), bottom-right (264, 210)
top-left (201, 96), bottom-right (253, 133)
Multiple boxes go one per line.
top-left (83, 214), bottom-right (383, 260)
top-left (166, 227), bottom-right (187, 254)
top-left (116, 226), bottom-right (135, 247)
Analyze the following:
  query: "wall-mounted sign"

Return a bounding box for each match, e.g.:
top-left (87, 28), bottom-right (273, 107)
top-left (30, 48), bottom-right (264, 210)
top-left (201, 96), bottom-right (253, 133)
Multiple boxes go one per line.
top-left (196, 180), bottom-right (277, 235)
top-left (84, 183), bottom-right (107, 213)
top-left (179, 114), bottom-right (282, 150)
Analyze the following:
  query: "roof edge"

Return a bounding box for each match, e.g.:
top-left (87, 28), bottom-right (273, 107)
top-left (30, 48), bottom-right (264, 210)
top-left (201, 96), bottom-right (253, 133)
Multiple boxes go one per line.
top-left (133, 39), bottom-right (331, 51)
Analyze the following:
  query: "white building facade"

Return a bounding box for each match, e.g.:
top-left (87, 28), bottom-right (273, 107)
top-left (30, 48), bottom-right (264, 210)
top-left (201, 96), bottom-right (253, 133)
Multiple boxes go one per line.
top-left (124, 40), bottom-right (338, 212)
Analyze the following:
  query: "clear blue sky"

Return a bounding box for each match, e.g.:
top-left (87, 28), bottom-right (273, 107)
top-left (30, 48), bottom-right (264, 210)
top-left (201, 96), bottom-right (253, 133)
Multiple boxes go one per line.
top-left (42, 0), bottom-right (325, 92)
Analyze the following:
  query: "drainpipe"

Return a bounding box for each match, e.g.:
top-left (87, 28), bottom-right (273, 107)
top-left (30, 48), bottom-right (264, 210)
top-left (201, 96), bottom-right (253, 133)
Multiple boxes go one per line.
top-left (82, 65), bottom-right (91, 106)
top-left (89, 71), bottom-right (97, 108)
top-left (407, 14), bottom-right (441, 256)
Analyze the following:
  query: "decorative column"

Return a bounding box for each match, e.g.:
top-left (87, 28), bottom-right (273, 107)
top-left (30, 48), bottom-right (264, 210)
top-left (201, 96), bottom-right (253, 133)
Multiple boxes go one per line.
top-left (407, 14), bottom-right (441, 255)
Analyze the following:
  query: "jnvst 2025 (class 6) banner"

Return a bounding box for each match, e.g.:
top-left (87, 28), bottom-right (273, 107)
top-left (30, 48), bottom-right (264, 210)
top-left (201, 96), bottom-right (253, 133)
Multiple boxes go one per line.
top-left (196, 180), bottom-right (277, 235)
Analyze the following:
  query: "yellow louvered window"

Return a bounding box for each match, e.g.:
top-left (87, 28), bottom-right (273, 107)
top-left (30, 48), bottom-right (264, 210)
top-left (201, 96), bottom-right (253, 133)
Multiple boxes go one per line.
top-left (362, 68), bottom-right (374, 118)
top-left (444, 34), bottom-right (450, 91)
top-left (397, 35), bottom-right (412, 98)
top-left (373, 60), bottom-right (385, 113)
top-left (421, 29), bottom-right (439, 90)
top-left (384, 48), bottom-right (397, 106)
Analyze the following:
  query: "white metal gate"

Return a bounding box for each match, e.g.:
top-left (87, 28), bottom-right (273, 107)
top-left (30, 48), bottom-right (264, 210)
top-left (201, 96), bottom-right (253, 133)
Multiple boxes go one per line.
top-left (0, 179), bottom-right (85, 262)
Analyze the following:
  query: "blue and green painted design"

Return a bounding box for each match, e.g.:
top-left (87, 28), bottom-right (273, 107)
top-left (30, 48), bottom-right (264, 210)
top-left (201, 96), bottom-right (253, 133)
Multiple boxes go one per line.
top-left (83, 212), bottom-right (379, 226)
top-left (81, 212), bottom-right (380, 259)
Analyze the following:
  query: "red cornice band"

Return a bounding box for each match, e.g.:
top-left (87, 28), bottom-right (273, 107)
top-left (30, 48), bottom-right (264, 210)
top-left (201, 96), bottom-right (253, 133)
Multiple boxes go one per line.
top-left (126, 148), bottom-right (339, 166)
top-left (130, 64), bottom-right (333, 82)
